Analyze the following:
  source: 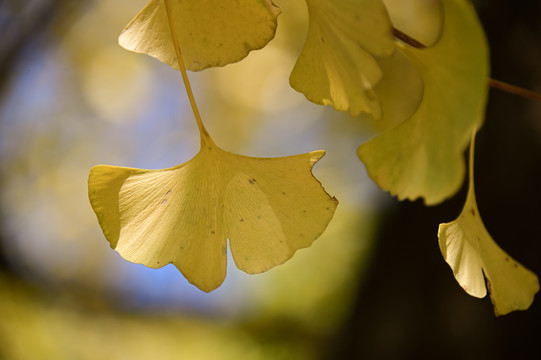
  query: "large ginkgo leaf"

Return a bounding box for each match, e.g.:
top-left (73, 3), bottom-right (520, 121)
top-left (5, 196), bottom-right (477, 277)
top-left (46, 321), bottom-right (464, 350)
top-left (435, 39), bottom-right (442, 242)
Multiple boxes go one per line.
top-left (89, 138), bottom-right (338, 292)
top-left (289, 0), bottom-right (395, 117)
top-left (118, 0), bottom-right (280, 71)
top-left (438, 136), bottom-right (539, 316)
top-left (358, 0), bottom-right (489, 205)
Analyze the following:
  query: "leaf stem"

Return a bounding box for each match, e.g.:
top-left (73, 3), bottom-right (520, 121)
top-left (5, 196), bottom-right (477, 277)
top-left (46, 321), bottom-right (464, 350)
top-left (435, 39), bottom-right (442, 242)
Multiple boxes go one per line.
top-left (392, 27), bottom-right (427, 49)
top-left (468, 130), bottom-right (476, 195)
top-left (488, 79), bottom-right (541, 103)
top-left (163, 0), bottom-right (213, 147)
top-left (392, 26), bottom-right (541, 104)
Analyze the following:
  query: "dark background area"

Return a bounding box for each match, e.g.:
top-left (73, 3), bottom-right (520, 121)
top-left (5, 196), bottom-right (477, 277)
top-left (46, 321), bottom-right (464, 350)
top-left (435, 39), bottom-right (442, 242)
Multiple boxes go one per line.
top-left (327, 0), bottom-right (541, 358)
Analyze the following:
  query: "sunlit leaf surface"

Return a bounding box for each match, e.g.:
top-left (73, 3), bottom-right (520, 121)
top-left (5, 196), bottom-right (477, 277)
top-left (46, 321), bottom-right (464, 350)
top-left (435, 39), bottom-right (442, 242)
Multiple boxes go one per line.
top-left (89, 137), bottom-right (337, 292)
top-left (358, 0), bottom-right (489, 205)
top-left (289, 0), bottom-right (395, 117)
top-left (438, 136), bottom-right (539, 316)
top-left (118, 0), bottom-right (280, 71)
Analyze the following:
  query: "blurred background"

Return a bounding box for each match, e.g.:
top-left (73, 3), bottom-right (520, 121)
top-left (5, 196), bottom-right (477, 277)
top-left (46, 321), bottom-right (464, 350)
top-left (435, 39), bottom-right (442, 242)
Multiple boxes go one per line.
top-left (0, 0), bottom-right (540, 359)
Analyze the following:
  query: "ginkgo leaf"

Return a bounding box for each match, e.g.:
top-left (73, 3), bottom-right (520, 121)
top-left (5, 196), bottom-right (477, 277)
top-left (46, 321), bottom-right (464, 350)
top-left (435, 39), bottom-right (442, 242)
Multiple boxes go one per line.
top-left (88, 138), bottom-right (338, 292)
top-left (118, 0), bottom-right (280, 71)
top-left (98, 0), bottom-right (337, 293)
top-left (358, 0), bottom-right (489, 205)
top-left (438, 135), bottom-right (539, 316)
top-left (289, 0), bottom-right (395, 117)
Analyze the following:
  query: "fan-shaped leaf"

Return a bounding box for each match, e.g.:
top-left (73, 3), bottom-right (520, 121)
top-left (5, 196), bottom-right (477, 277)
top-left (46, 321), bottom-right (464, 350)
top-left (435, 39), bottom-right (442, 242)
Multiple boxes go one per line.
top-left (358, 0), bottom-right (489, 205)
top-left (289, 0), bottom-right (395, 117)
top-left (89, 141), bottom-right (337, 292)
top-left (438, 136), bottom-right (539, 316)
top-left (119, 0), bottom-right (280, 71)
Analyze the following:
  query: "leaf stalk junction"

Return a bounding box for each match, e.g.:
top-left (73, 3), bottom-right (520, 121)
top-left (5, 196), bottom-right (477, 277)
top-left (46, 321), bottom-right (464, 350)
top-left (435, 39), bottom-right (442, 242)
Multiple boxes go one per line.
top-left (163, 0), bottom-right (214, 148)
top-left (393, 27), bottom-right (541, 103)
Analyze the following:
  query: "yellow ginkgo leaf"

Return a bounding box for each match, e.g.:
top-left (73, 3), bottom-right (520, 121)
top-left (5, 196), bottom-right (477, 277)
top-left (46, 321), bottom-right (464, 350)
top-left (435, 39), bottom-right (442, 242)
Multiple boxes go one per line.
top-left (358, 0), bottom-right (489, 205)
top-left (438, 135), bottom-right (539, 316)
top-left (289, 0), bottom-right (395, 117)
top-left (93, 0), bottom-right (337, 292)
top-left (118, 0), bottom-right (280, 71)
top-left (88, 138), bottom-right (338, 292)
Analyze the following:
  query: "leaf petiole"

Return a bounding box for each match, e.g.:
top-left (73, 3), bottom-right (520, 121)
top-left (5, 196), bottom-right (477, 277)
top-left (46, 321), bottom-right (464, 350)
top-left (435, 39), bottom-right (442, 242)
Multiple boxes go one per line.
top-left (163, 0), bottom-right (214, 147)
top-left (488, 78), bottom-right (541, 103)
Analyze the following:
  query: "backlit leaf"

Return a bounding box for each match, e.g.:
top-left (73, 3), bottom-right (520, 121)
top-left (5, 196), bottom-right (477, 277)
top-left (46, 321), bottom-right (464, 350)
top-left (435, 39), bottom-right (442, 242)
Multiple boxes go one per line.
top-left (358, 0), bottom-right (489, 205)
top-left (118, 0), bottom-right (280, 71)
top-left (289, 0), bottom-right (395, 117)
top-left (438, 136), bottom-right (539, 316)
top-left (89, 137), bottom-right (338, 292)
